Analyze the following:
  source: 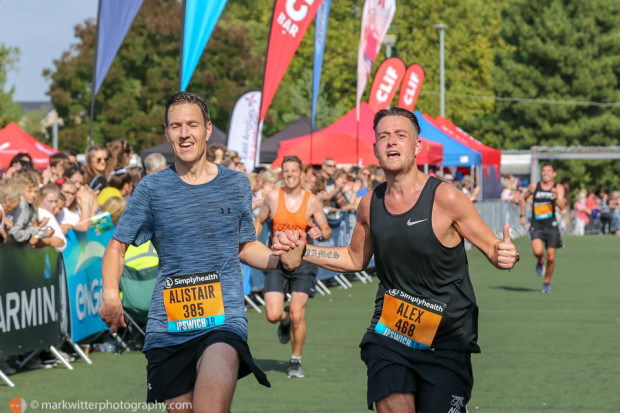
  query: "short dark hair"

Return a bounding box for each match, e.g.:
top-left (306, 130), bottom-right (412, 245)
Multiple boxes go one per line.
top-left (50, 152), bottom-right (70, 167)
top-left (165, 91), bottom-right (210, 127)
top-left (282, 155), bottom-right (302, 169)
top-left (373, 107), bottom-right (421, 135)
top-left (541, 162), bottom-right (555, 171)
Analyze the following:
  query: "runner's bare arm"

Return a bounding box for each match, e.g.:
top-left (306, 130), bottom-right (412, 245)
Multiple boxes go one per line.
top-left (441, 185), bottom-right (518, 270)
top-left (309, 195), bottom-right (331, 240)
top-left (99, 238), bottom-right (128, 333)
top-left (555, 183), bottom-right (566, 211)
top-left (239, 239), bottom-right (302, 272)
top-left (303, 193), bottom-right (374, 272)
top-left (519, 182), bottom-right (536, 224)
top-left (253, 191), bottom-right (274, 236)
top-left (520, 183), bottom-right (536, 216)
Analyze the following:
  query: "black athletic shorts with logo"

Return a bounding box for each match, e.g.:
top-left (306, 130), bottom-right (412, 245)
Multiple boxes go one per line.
top-left (529, 226), bottom-right (563, 249)
top-left (264, 261), bottom-right (317, 298)
top-left (360, 332), bottom-right (473, 412)
top-left (144, 329), bottom-right (270, 403)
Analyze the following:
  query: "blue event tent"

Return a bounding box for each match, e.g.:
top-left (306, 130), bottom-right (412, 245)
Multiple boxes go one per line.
top-left (414, 111), bottom-right (481, 167)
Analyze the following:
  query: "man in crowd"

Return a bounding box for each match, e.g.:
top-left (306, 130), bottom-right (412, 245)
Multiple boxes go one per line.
top-left (254, 155), bottom-right (331, 378)
top-left (519, 163), bottom-right (566, 293)
top-left (280, 107), bottom-right (518, 411)
top-left (320, 157), bottom-right (337, 190)
top-left (0, 178), bottom-right (24, 243)
top-left (99, 91), bottom-right (303, 413)
top-left (144, 152), bottom-right (168, 175)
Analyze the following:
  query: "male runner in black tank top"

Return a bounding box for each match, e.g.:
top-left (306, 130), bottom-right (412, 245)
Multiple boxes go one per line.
top-left (519, 163), bottom-right (566, 293)
top-left (276, 107), bottom-right (519, 412)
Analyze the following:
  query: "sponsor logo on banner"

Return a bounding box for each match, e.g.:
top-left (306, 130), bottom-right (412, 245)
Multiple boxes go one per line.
top-left (227, 91), bottom-right (262, 172)
top-left (368, 57), bottom-right (406, 111)
top-left (398, 64), bottom-right (425, 112)
top-left (356, 0), bottom-right (397, 110)
top-left (260, 0), bottom-right (324, 122)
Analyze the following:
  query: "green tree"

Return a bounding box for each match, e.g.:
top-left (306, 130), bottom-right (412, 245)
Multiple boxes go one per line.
top-left (469, 0), bottom-right (620, 192)
top-left (44, 0), bottom-right (502, 152)
top-left (0, 44), bottom-right (23, 127)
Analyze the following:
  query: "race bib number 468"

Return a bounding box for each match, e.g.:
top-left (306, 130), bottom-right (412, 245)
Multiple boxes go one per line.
top-left (163, 271), bottom-right (225, 333)
top-left (375, 289), bottom-right (446, 350)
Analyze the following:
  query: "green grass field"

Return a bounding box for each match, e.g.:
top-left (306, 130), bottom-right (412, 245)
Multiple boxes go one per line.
top-left (2, 235), bottom-right (619, 412)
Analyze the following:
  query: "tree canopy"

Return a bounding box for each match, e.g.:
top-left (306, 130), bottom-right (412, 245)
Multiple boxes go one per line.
top-left (4, 0), bottom-right (616, 194)
top-left (0, 44), bottom-right (23, 127)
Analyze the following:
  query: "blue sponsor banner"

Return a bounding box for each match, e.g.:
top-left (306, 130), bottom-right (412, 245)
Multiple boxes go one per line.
top-left (62, 213), bottom-right (115, 342)
top-left (311, 0), bottom-right (331, 128)
top-left (94, 0), bottom-right (144, 95)
top-left (181, 0), bottom-right (228, 91)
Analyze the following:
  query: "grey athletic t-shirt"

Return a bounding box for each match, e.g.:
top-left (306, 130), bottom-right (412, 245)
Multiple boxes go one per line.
top-left (113, 164), bottom-right (256, 351)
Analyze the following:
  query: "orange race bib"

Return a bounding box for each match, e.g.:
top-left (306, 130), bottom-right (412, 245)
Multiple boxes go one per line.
top-left (374, 289), bottom-right (446, 350)
top-left (163, 271), bottom-right (225, 333)
top-left (533, 202), bottom-right (554, 220)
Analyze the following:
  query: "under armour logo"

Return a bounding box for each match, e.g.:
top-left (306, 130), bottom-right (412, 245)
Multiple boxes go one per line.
top-left (221, 208), bottom-right (231, 214)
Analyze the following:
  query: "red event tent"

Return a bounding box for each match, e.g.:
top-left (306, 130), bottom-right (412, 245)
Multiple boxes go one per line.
top-left (0, 122), bottom-right (57, 169)
top-left (273, 102), bottom-right (443, 167)
top-left (423, 114), bottom-right (501, 177)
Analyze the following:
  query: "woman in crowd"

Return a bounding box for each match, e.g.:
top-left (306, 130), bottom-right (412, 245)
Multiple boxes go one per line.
top-left (36, 183), bottom-right (67, 252)
top-left (63, 165), bottom-right (86, 187)
top-left (573, 190), bottom-right (590, 236)
top-left (84, 145), bottom-right (111, 189)
top-left (57, 180), bottom-right (98, 233)
top-left (100, 196), bottom-right (127, 226)
top-left (327, 169), bottom-right (358, 211)
top-left (107, 139), bottom-right (133, 172)
top-left (462, 175), bottom-right (480, 203)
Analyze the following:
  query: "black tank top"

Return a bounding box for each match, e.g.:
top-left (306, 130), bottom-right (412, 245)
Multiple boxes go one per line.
top-left (367, 177), bottom-right (480, 352)
top-left (531, 182), bottom-right (558, 230)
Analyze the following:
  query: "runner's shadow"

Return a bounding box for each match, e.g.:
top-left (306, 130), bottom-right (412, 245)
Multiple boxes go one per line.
top-left (255, 359), bottom-right (289, 374)
top-left (492, 286), bottom-right (539, 292)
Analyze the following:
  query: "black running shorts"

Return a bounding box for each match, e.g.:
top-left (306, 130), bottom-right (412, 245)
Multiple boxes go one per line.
top-left (360, 333), bottom-right (473, 412)
top-left (529, 226), bottom-right (563, 249)
top-left (264, 261), bottom-right (317, 298)
top-left (144, 329), bottom-right (270, 403)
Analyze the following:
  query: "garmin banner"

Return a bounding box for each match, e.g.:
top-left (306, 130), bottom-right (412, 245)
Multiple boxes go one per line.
top-left (63, 214), bottom-right (115, 342)
top-left (0, 246), bottom-right (63, 356)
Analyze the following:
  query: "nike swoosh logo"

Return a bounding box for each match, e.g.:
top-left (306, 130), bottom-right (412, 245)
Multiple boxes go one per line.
top-left (407, 218), bottom-right (428, 226)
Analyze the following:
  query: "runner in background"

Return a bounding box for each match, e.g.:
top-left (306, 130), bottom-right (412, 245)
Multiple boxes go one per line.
top-left (254, 155), bottom-right (331, 378)
top-left (520, 163), bottom-right (566, 293)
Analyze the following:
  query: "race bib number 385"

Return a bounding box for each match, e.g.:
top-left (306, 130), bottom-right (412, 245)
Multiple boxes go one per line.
top-left (163, 271), bottom-right (225, 333)
top-left (375, 289), bottom-right (446, 350)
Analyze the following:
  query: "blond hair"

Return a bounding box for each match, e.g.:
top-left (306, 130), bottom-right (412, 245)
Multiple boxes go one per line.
top-left (101, 196), bottom-right (127, 225)
top-left (0, 178), bottom-right (24, 204)
top-left (13, 169), bottom-right (40, 189)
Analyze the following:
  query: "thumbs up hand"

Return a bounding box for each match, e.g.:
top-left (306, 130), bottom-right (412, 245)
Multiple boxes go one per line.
top-left (496, 223), bottom-right (519, 269)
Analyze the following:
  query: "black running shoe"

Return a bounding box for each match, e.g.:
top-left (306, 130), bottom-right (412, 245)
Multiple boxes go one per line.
top-left (277, 306), bottom-right (291, 344)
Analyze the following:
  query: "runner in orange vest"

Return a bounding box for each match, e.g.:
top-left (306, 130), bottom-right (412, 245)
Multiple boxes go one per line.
top-left (255, 155), bottom-right (331, 378)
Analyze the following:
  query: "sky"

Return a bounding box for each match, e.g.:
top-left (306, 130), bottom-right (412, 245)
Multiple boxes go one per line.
top-left (0, 0), bottom-right (98, 102)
